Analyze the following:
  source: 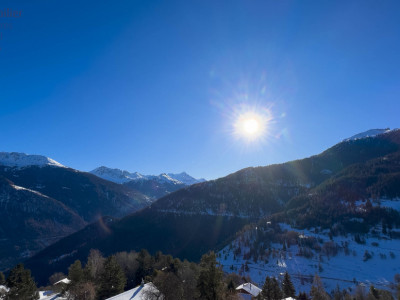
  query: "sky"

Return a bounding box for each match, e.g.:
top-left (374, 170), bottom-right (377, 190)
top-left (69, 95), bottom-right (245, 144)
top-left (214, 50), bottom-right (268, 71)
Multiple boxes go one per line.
top-left (1, 0), bottom-right (400, 180)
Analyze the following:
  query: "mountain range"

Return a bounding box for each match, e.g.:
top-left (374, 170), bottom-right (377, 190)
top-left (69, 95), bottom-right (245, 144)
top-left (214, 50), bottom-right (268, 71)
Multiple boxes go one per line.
top-left (0, 152), bottom-right (202, 271)
top-left (90, 166), bottom-right (205, 199)
top-left (22, 129), bottom-right (400, 288)
top-left (90, 166), bottom-right (205, 186)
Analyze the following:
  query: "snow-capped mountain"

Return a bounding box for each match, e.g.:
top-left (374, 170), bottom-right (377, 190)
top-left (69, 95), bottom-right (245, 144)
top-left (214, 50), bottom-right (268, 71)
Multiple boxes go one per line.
top-left (146, 173), bottom-right (183, 185)
top-left (167, 172), bottom-right (206, 185)
top-left (343, 128), bottom-right (393, 142)
top-left (90, 166), bottom-right (146, 184)
top-left (0, 152), bottom-right (66, 168)
top-left (90, 166), bottom-right (204, 186)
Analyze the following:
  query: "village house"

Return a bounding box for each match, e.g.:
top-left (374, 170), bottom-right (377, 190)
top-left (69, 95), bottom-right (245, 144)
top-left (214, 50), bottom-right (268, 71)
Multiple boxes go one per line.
top-left (236, 282), bottom-right (262, 299)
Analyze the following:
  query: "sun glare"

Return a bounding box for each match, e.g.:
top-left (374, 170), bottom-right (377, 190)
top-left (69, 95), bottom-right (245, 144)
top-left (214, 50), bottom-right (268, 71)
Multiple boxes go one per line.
top-left (234, 110), bottom-right (268, 142)
top-left (243, 118), bottom-right (259, 135)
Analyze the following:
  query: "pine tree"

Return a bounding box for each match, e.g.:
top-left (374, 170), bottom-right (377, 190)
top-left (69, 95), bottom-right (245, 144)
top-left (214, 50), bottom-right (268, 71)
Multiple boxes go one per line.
top-left (97, 256), bottom-right (126, 299)
top-left (68, 260), bottom-right (84, 285)
top-left (282, 272), bottom-right (296, 298)
top-left (135, 249), bottom-right (154, 285)
top-left (197, 252), bottom-right (224, 300)
top-left (5, 264), bottom-right (39, 300)
top-left (261, 276), bottom-right (273, 300)
top-left (298, 292), bottom-right (309, 300)
top-left (227, 279), bottom-right (235, 292)
top-left (271, 277), bottom-right (283, 300)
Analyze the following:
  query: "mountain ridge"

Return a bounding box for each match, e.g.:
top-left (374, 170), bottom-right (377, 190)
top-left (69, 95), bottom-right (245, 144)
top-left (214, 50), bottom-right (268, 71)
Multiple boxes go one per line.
top-left (0, 163), bottom-right (151, 271)
top-left (90, 166), bottom-right (205, 186)
top-left (23, 129), bottom-right (400, 285)
top-left (0, 152), bottom-right (66, 168)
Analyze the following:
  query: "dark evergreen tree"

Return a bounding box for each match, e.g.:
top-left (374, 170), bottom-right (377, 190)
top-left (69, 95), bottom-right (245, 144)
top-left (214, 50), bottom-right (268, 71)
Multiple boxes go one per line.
top-left (282, 272), bottom-right (296, 298)
top-left (97, 256), bottom-right (126, 299)
top-left (135, 249), bottom-right (154, 285)
top-left (5, 264), bottom-right (39, 300)
top-left (298, 292), bottom-right (309, 300)
top-left (227, 279), bottom-right (235, 293)
top-left (261, 276), bottom-right (273, 300)
top-left (271, 277), bottom-right (283, 300)
top-left (197, 252), bottom-right (224, 300)
top-left (0, 271), bottom-right (5, 285)
top-left (68, 260), bottom-right (84, 285)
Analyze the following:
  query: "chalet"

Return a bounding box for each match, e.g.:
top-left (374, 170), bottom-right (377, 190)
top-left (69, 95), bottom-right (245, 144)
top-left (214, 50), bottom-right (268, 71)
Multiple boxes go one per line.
top-left (236, 282), bottom-right (262, 299)
top-left (105, 282), bottom-right (163, 300)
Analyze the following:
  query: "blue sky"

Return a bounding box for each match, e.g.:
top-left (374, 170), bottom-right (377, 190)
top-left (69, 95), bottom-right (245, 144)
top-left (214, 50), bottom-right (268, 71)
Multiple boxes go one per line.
top-left (1, 0), bottom-right (400, 179)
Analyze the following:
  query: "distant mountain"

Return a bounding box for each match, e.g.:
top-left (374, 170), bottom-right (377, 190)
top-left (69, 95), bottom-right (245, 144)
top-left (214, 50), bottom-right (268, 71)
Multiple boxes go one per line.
top-left (90, 166), bottom-right (146, 184)
top-left (90, 167), bottom-right (205, 200)
top-left (91, 166), bottom-right (204, 186)
top-left (0, 153), bottom-right (151, 271)
top-left (123, 177), bottom-right (186, 200)
top-left (0, 152), bottom-right (65, 168)
top-left (25, 129), bottom-right (400, 285)
top-left (167, 172), bottom-right (206, 185)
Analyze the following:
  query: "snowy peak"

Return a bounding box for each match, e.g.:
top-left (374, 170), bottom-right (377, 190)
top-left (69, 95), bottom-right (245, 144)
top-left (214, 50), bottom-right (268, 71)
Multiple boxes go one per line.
top-left (90, 166), bottom-right (205, 186)
top-left (167, 172), bottom-right (206, 185)
top-left (90, 166), bottom-right (145, 184)
top-left (146, 173), bottom-right (183, 185)
top-left (0, 152), bottom-right (66, 168)
top-left (343, 128), bottom-right (392, 142)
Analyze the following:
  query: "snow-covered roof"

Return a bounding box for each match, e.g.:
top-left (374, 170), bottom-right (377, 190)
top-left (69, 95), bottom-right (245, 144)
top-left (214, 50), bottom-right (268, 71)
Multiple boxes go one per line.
top-left (39, 290), bottom-right (67, 300)
top-left (54, 278), bottom-right (71, 285)
top-left (236, 283), bottom-right (262, 297)
top-left (105, 283), bottom-right (163, 300)
top-left (0, 285), bottom-right (9, 292)
top-left (283, 297), bottom-right (296, 300)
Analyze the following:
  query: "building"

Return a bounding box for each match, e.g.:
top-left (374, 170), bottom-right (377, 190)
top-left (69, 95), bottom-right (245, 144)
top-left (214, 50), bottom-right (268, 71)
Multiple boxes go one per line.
top-left (236, 282), bottom-right (262, 299)
top-left (106, 282), bottom-right (163, 300)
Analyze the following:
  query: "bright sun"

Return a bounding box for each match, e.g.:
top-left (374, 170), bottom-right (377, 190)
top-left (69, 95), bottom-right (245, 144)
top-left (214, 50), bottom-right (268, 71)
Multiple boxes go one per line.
top-left (234, 111), bottom-right (267, 141)
top-left (243, 118), bottom-right (259, 135)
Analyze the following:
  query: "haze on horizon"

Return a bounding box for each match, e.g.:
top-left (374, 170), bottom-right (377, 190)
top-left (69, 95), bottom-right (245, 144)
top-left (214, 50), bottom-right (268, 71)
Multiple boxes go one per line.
top-left (1, 0), bottom-right (400, 180)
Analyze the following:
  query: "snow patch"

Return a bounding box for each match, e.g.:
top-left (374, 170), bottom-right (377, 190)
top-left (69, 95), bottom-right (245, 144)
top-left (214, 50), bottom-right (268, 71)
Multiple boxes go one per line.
top-left (11, 184), bottom-right (50, 198)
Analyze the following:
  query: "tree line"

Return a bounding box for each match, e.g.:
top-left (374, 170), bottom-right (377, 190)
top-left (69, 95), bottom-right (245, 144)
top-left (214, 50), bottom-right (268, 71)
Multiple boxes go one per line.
top-left (1, 249), bottom-right (399, 300)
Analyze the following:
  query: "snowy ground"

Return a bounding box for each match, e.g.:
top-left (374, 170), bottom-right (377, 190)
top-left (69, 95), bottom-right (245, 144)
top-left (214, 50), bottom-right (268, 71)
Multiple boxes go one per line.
top-left (218, 222), bottom-right (400, 295)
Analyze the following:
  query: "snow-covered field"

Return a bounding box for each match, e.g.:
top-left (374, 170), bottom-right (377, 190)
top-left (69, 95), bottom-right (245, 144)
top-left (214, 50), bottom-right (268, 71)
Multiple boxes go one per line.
top-left (218, 222), bottom-right (400, 295)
